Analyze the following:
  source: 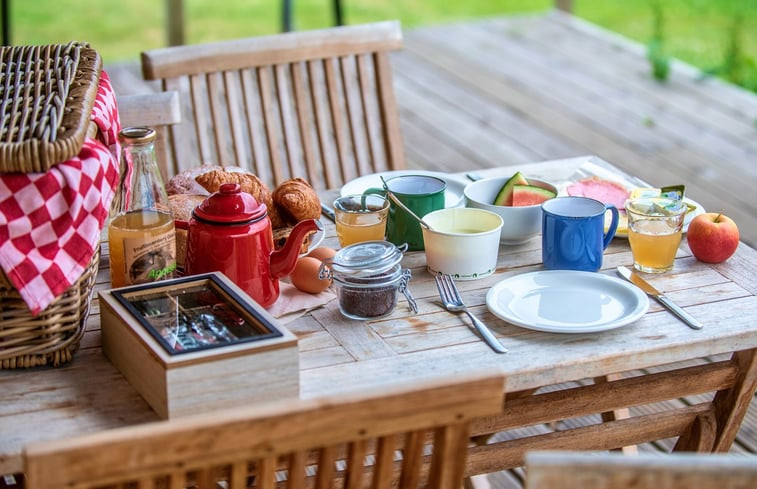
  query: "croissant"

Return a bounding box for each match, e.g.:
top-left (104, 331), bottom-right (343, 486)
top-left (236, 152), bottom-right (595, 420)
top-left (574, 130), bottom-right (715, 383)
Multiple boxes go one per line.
top-left (273, 178), bottom-right (321, 223)
top-left (196, 169), bottom-right (265, 196)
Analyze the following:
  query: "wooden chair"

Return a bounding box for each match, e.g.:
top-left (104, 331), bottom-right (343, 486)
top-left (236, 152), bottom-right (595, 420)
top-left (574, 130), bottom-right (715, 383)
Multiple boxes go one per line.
top-left (140, 20), bottom-right (406, 191)
top-left (117, 91), bottom-right (182, 182)
top-left (525, 450), bottom-right (757, 489)
top-left (24, 372), bottom-right (505, 489)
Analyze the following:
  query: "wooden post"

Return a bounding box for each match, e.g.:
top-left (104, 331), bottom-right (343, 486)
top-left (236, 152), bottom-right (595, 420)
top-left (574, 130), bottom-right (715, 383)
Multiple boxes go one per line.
top-left (282, 0), bottom-right (293, 32)
top-left (283, 0), bottom-right (343, 32)
top-left (1, 0), bottom-right (9, 46)
top-left (165, 0), bottom-right (185, 46)
top-left (555, 0), bottom-right (573, 13)
top-left (333, 0), bottom-right (343, 26)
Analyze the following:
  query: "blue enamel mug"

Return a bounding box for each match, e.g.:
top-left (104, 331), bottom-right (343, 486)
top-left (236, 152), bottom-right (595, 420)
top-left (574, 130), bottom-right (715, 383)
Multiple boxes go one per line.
top-left (541, 196), bottom-right (619, 272)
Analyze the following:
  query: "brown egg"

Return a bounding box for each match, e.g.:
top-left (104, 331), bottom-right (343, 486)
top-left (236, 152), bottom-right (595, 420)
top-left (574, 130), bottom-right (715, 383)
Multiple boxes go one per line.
top-left (290, 256), bottom-right (331, 294)
top-left (307, 246), bottom-right (337, 263)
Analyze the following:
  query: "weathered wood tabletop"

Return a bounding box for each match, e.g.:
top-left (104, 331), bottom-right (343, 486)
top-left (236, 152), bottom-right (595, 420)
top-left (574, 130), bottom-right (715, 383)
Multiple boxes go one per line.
top-left (1, 156), bottom-right (756, 476)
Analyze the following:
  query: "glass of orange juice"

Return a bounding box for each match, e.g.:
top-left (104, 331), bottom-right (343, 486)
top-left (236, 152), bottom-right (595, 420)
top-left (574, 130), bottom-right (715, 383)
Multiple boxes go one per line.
top-left (334, 194), bottom-right (390, 247)
top-left (626, 197), bottom-right (687, 273)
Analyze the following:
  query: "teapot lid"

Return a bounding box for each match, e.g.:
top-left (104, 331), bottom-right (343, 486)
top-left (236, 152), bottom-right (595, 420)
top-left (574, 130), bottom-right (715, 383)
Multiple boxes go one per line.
top-left (193, 183), bottom-right (267, 224)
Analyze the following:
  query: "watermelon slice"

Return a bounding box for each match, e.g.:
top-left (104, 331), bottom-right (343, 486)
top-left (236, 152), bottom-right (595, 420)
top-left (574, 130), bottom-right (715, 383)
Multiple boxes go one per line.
top-left (493, 171), bottom-right (529, 206)
top-left (511, 185), bottom-right (556, 206)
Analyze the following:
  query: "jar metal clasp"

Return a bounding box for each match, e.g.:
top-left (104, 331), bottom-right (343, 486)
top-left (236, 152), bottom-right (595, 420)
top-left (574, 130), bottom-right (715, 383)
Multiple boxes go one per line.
top-left (398, 269), bottom-right (417, 313)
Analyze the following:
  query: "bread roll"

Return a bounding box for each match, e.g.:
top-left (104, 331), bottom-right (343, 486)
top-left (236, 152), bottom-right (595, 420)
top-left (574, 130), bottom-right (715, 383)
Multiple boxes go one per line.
top-left (166, 164), bottom-right (222, 195)
top-left (193, 168), bottom-right (286, 228)
top-left (273, 178), bottom-right (321, 223)
top-left (169, 194), bottom-right (206, 269)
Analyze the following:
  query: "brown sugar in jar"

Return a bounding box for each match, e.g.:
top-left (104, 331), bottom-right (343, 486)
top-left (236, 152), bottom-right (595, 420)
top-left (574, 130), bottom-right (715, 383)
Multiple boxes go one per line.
top-left (322, 241), bottom-right (416, 320)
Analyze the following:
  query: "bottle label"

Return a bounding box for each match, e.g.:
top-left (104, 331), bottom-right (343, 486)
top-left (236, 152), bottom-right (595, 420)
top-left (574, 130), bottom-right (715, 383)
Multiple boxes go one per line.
top-left (108, 211), bottom-right (177, 288)
top-left (122, 231), bottom-right (177, 285)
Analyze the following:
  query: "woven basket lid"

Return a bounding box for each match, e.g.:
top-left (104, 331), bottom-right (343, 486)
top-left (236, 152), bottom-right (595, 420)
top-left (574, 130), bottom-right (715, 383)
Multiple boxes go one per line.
top-left (0, 41), bottom-right (102, 173)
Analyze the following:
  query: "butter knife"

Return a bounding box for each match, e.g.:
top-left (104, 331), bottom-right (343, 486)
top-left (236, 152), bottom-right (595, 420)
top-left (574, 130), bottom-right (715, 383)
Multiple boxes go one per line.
top-left (616, 266), bottom-right (703, 330)
top-left (320, 203), bottom-right (336, 222)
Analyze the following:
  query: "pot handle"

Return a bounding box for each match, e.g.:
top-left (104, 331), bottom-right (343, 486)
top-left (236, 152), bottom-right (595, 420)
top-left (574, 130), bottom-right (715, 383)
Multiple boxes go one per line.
top-left (175, 219), bottom-right (189, 231)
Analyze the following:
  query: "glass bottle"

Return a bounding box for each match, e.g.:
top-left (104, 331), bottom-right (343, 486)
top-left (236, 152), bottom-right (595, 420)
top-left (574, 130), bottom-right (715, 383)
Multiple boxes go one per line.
top-left (108, 127), bottom-right (176, 288)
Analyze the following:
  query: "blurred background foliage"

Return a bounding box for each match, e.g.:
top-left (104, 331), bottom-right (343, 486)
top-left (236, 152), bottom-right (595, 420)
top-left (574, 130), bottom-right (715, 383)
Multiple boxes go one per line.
top-left (5, 0), bottom-right (756, 92)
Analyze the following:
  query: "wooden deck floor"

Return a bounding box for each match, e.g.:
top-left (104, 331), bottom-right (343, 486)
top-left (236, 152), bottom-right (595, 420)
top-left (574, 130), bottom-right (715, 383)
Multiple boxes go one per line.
top-left (108, 11), bottom-right (757, 248)
top-left (105, 10), bottom-right (757, 487)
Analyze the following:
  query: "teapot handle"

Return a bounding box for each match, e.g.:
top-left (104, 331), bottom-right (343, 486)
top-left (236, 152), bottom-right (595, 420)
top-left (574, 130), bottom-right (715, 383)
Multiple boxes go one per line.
top-left (175, 219), bottom-right (189, 230)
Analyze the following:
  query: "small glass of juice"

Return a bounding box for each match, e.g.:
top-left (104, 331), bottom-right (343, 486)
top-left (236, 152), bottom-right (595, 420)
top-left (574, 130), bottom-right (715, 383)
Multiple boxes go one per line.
top-left (626, 196), bottom-right (688, 273)
top-left (334, 194), bottom-right (390, 247)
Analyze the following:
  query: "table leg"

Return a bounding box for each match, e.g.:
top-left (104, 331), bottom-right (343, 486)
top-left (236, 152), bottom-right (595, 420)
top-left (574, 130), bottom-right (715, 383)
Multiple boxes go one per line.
top-left (713, 349), bottom-right (757, 451)
top-left (594, 374), bottom-right (638, 455)
top-left (675, 348), bottom-right (757, 452)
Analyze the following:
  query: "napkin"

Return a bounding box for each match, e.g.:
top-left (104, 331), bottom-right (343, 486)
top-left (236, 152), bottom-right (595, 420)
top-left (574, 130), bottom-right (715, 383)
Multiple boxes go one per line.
top-left (0, 72), bottom-right (121, 315)
top-left (266, 282), bottom-right (336, 324)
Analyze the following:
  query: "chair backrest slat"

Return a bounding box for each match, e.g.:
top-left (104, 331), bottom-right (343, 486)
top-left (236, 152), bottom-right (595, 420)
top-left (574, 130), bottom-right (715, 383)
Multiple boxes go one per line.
top-left (141, 21), bottom-right (406, 191)
top-left (345, 439), bottom-right (369, 489)
top-left (286, 451), bottom-right (307, 489)
top-left (116, 91), bottom-right (182, 182)
top-left (375, 51), bottom-right (404, 172)
top-left (356, 54), bottom-right (380, 175)
top-left (223, 70), bottom-right (247, 166)
top-left (290, 62), bottom-right (319, 185)
top-left (308, 59), bottom-right (339, 188)
top-left (229, 461), bottom-right (249, 489)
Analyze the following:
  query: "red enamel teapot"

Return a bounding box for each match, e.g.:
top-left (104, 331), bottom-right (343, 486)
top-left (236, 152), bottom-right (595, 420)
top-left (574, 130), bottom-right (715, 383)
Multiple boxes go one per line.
top-left (175, 183), bottom-right (321, 307)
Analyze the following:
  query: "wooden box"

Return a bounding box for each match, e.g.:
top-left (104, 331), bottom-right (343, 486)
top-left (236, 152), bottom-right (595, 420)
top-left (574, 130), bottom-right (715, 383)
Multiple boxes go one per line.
top-left (99, 272), bottom-right (299, 419)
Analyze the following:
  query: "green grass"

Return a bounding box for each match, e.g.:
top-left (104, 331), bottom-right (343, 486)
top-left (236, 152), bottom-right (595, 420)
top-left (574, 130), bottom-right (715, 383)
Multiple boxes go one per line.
top-left (6, 0), bottom-right (757, 91)
top-left (574, 0), bottom-right (757, 91)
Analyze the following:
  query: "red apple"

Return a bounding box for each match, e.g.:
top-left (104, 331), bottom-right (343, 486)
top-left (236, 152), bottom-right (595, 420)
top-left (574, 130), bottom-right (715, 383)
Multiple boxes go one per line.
top-left (686, 212), bottom-right (739, 264)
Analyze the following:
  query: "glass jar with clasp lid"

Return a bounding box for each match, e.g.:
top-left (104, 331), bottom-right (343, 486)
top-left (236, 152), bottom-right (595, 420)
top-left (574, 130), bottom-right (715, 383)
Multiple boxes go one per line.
top-left (321, 241), bottom-right (418, 320)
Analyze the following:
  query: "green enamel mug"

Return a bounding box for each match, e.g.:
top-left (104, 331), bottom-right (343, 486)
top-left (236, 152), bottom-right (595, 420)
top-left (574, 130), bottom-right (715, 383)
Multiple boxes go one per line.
top-left (365, 174), bottom-right (446, 251)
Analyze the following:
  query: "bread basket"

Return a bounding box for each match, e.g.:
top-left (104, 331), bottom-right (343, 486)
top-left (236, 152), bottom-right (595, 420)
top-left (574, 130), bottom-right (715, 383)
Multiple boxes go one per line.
top-left (0, 42), bottom-right (103, 368)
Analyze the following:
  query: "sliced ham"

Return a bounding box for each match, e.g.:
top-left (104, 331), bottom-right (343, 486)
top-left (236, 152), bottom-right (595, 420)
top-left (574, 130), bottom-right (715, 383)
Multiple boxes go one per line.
top-left (566, 176), bottom-right (630, 209)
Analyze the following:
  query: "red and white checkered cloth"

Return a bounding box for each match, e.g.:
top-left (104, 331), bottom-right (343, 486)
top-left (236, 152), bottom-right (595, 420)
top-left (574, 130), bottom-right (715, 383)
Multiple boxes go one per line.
top-left (0, 72), bottom-right (121, 315)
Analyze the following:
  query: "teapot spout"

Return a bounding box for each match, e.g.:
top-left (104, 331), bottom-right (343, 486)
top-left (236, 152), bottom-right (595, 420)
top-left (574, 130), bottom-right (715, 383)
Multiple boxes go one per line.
top-left (270, 219), bottom-right (323, 279)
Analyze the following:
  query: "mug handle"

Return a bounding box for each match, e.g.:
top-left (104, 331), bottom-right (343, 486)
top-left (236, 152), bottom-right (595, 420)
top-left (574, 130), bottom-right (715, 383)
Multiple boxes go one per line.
top-left (364, 187), bottom-right (385, 197)
top-left (602, 204), bottom-right (620, 249)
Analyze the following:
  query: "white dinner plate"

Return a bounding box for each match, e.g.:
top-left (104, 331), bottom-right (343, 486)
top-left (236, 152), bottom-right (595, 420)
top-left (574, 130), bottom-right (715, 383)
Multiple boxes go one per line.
top-left (611, 197), bottom-right (706, 239)
top-left (486, 270), bottom-right (649, 333)
top-left (340, 170), bottom-right (467, 208)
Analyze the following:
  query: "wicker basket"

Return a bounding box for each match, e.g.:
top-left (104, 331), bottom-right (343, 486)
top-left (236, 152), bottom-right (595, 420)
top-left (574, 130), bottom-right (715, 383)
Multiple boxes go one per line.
top-left (0, 42), bottom-right (103, 368)
top-left (0, 42), bottom-right (102, 173)
top-left (0, 248), bottom-right (100, 368)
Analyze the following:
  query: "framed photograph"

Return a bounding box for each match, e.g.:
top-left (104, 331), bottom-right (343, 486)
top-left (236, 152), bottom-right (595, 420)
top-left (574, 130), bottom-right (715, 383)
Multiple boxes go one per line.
top-left (112, 273), bottom-right (283, 355)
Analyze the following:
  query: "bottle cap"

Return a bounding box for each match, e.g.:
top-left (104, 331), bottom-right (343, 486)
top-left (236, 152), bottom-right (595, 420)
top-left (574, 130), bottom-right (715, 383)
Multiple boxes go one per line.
top-left (119, 127), bottom-right (157, 144)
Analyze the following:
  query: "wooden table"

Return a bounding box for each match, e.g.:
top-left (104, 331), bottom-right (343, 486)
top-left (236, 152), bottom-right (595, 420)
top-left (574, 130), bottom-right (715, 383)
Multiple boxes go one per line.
top-left (1, 156), bottom-right (756, 476)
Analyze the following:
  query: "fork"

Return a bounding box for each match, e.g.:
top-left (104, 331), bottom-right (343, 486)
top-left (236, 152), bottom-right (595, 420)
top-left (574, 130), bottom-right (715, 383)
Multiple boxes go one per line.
top-left (434, 273), bottom-right (508, 354)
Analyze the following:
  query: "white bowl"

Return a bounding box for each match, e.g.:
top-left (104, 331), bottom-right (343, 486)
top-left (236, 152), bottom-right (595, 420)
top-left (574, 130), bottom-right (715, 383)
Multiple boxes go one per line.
top-left (421, 208), bottom-right (503, 280)
top-left (464, 176), bottom-right (557, 245)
